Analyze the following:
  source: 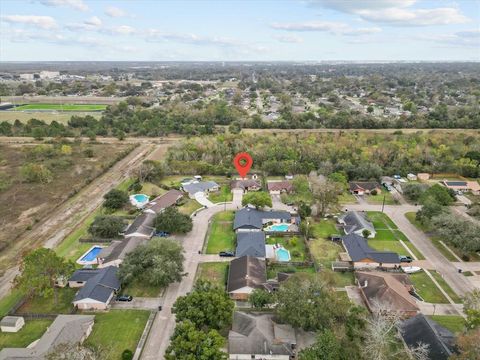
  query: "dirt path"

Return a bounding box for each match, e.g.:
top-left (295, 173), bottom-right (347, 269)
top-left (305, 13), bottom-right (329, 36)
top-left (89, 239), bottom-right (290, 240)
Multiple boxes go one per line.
top-left (0, 139), bottom-right (178, 299)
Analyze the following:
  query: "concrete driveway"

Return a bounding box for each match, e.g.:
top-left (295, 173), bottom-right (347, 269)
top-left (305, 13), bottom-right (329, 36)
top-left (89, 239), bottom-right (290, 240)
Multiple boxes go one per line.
top-left (111, 297), bottom-right (161, 310)
top-left (194, 192), bottom-right (214, 208)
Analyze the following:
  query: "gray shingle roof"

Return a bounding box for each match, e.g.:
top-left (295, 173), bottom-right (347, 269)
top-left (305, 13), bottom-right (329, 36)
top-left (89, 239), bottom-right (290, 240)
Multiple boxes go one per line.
top-left (349, 181), bottom-right (381, 192)
top-left (74, 266), bottom-right (120, 303)
top-left (182, 181), bottom-right (218, 195)
top-left (99, 236), bottom-right (146, 264)
top-left (342, 233), bottom-right (399, 263)
top-left (236, 232), bottom-right (266, 257)
top-left (231, 179), bottom-right (261, 190)
top-left (68, 269), bottom-right (102, 283)
top-left (233, 207), bottom-right (291, 230)
top-left (124, 212), bottom-right (155, 237)
top-left (400, 314), bottom-right (456, 360)
top-left (227, 256), bottom-right (266, 293)
top-left (144, 190), bottom-right (183, 214)
top-left (338, 211), bottom-right (375, 235)
top-left (0, 316), bottom-right (22, 327)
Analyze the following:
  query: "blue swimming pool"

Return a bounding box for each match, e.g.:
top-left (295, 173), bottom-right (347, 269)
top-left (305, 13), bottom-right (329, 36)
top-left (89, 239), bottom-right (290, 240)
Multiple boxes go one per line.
top-left (133, 194), bottom-right (149, 203)
top-left (267, 223), bottom-right (290, 232)
top-left (80, 246), bottom-right (103, 262)
top-left (276, 247), bottom-right (291, 262)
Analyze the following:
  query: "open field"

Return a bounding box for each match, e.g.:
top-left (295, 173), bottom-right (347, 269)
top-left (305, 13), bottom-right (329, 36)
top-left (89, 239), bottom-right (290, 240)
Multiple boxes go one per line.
top-left (205, 211), bottom-right (235, 253)
top-left (0, 319), bottom-right (53, 350)
top-left (0, 111), bottom-right (101, 124)
top-left (12, 103), bottom-right (107, 111)
top-left (196, 262), bottom-right (229, 289)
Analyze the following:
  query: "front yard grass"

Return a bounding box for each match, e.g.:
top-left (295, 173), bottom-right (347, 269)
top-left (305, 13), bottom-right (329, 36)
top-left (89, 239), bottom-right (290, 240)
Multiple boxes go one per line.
top-left (16, 288), bottom-right (76, 314)
top-left (409, 271), bottom-right (448, 304)
top-left (85, 310), bottom-right (149, 360)
top-left (266, 236), bottom-right (306, 262)
top-left (367, 211), bottom-right (398, 229)
top-left (121, 281), bottom-right (161, 297)
top-left (368, 239), bottom-right (409, 255)
top-left (196, 262), bottom-right (229, 289)
top-left (366, 192), bottom-right (396, 205)
top-left (205, 211), bottom-right (235, 254)
top-left (429, 315), bottom-right (466, 334)
top-left (0, 319), bottom-right (53, 349)
top-left (178, 198), bottom-right (203, 216)
top-left (430, 271), bottom-right (462, 303)
top-left (310, 219), bottom-right (338, 239)
top-left (338, 192), bottom-right (357, 204)
top-left (208, 185), bottom-right (233, 203)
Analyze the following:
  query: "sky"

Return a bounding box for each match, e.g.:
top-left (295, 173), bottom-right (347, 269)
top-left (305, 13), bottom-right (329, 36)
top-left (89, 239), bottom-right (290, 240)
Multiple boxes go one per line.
top-left (0, 0), bottom-right (479, 61)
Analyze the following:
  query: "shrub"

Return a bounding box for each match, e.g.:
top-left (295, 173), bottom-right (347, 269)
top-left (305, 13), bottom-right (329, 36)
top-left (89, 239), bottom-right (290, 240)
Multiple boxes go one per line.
top-left (129, 181), bottom-right (143, 192)
top-left (290, 237), bottom-right (298, 247)
top-left (103, 189), bottom-right (129, 210)
top-left (20, 163), bottom-right (53, 184)
top-left (370, 189), bottom-right (378, 196)
top-left (292, 250), bottom-right (301, 258)
top-left (121, 349), bottom-right (133, 360)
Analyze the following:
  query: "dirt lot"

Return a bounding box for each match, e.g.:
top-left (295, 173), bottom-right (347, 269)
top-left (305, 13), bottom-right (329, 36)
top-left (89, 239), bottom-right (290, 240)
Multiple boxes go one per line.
top-left (0, 141), bottom-right (133, 271)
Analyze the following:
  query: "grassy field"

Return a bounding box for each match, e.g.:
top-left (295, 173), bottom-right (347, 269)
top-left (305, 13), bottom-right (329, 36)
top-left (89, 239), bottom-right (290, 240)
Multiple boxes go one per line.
top-left (17, 288), bottom-right (76, 314)
top-left (0, 111), bottom-right (101, 124)
top-left (266, 264), bottom-right (316, 280)
top-left (367, 211), bottom-right (398, 229)
top-left (430, 271), bottom-right (462, 303)
top-left (266, 236), bottom-right (306, 262)
top-left (0, 319), bottom-right (53, 350)
top-left (121, 281), bottom-right (161, 297)
top-left (0, 290), bottom-right (24, 318)
top-left (366, 192), bottom-right (396, 205)
top-left (208, 185), bottom-right (233, 203)
top-left (196, 262), bottom-right (229, 288)
top-left (429, 315), bottom-right (466, 334)
top-left (178, 198), bottom-right (203, 215)
top-left (409, 271), bottom-right (448, 303)
top-left (338, 192), bottom-right (357, 204)
top-left (13, 103), bottom-right (107, 111)
top-left (85, 310), bottom-right (149, 360)
top-left (205, 211), bottom-right (235, 253)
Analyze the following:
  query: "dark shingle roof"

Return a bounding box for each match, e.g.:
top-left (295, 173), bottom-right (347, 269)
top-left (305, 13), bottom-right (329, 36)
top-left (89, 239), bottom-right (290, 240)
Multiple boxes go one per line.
top-left (236, 232), bottom-right (266, 257)
top-left (400, 314), bottom-right (456, 360)
top-left (338, 211), bottom-right (375, 235)
top-left (183, 181), bottom-right (218, 195)
top-left (227, 256), bottom-right (266, 293)
top-left (349, 181), bottom-right (381, 192)
top-left (145, 190), bottom-right (183, 214)
top-left (342, 233), bottom-right (399, 263)
top-left (124, 212), bottom-right (155, 237)
top-left (231, 179), bottom-right (261, 190)
top-left (99, 236), bottom-right (146, 263)
top-left (267, 181), bottom-right (293, 192)
top-left (74, 266), bottom-right (120, 303)
top-left (69, 269), bottom-right (102, 283)
top-left (233, 207), bottom-right (291, 230)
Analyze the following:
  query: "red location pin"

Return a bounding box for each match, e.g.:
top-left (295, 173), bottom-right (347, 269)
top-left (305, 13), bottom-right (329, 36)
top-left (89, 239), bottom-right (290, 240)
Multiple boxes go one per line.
top-left (233, 152), bottom-right (253, 178)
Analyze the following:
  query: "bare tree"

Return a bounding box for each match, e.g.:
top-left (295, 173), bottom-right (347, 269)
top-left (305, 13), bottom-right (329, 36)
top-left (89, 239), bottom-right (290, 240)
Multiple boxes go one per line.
top-left (46, 343), bottom-right (105, 360)
top-left (309, 174), bottom-right (341, 217)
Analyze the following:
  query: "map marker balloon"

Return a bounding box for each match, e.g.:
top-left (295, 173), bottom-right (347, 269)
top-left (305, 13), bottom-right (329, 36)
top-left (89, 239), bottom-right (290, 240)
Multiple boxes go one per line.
top-left (233, 152), bottom-right (253, 178)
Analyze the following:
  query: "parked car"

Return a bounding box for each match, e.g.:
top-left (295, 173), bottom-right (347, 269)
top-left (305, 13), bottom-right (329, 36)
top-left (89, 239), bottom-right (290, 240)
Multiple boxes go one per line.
top-left (399, 255), bottom-right (413, 263)
top-left (156, 231), bottom-right (170, 237)
top-left (116, 295), bottom-right (133, 302)
top-left (219, 251), bottom-right (235, 257)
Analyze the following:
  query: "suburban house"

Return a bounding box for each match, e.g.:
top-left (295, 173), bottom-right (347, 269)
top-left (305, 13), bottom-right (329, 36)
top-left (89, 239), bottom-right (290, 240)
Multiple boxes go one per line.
top-left (182, 180), bottom-right (219, 198)
top-left (417, 173), bottom-right (431, 181)
top-left (143, 189), bottom-right (183, 214)
top-left (97, 236), bottom-right (147, 268)
top-left (338, 211), bottom-right (376, 238)
top-left (123, 212), bottom-right (156, 238)
top-left (341, 233), bottom-right (399, 268)
top-left (0, 316), bottom-right (24, 333)
top-left (72, 266), bottom-right (121, 310)
top-left (233, 206), bottom-right (293, 232)
top-left (228, 312), bottom-right (315, 360)
top-left (236, 232), bottom-right (266, 258)
top-left (231, 179), bottom-right (262, 192)
top-left (349, 181), bottom-right (382, 195)
top-left (399, 314), bottom-right (457, 360)
top-left (355, 271), bottom-right (419, 317)
top-left (227, 256), bottom-right (266, 300)
top-left (0, 315), bottom-right (94, 359)
top-left (442, 180), bottom-right (480, 195)
top-left (267, 180), bottom-right (293, 195)
top-left (407, 173), bottom-right (417, 181)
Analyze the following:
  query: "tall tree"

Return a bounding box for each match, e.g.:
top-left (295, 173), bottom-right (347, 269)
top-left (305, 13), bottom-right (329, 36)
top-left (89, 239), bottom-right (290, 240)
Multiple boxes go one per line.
top-left (241, 191), bottom-right (272, 209)
top-left (88, 215), bottom-right (125, 238)
top-left (155, 207), bottom-right (193, 234)
top-left (463, 289), bottom-right (480, 329)
top-left (309, 175), bottom-right (341, 217)
top-left (15, 248), bottom-right (75, 304)
top-left (450, 328), bottom-right (480, 360)
top-left (298, 330), bottom-right (343, 360)
top-left (103, 189), bottom-right (128, 210)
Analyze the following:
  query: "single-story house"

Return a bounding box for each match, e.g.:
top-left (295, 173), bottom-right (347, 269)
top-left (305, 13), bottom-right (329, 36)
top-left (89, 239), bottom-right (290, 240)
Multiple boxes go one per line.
top-left (0, 316), bottom-right (24, 333)
top-left (72, 266), bottom-right (121, 310)
top-left (355, 271), bottom-right (419, 317)
top-left (0, 315), bottom-right (94, 359)
top-left (144, 189), bottom-right (183, 214)
top-left (236, 232), bottom-right (266, 258)
top-left (407, 173), bottom-right (417, 181)
top-left (228, 311), bottom-right (315, 360)
top-left (338, 211), bottom-right (376, 238)
top-left (182, 181), bottom-right (219, 198)
top-left (417, 173), bottom-right (431, 181)
top-left (227, 256), bottom-right (266, 300)
top-left (341, 233), bottom-right (400, 268)
top-left (230, 179), bottom-right (262, 192)
top-left (442, 180), bottom-right (480, 195)
top-left (233, 206), bottom-right (293, 232)
top-left (349, 181), bottom-right (382, 195)
top-left (68, 268), bottom-right (104, 288)
top-left (97, 236), bottom-right (146, 268)
top-left (399, 314), bottom-right (456, 360)
top-left (267, 180), bottom-right (293, 195)
top-left (123, 212), bottom-right (156, 238)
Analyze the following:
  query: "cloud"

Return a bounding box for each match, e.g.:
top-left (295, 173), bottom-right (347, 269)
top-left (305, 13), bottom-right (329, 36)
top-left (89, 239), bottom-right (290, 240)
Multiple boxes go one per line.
top-left (273, 34), bottom-right (304, 43)
top-left (105, 6), bottom-right (127, 18)
top-left (1, 15), bottom-right (57, 29)
top-left (40, 0), bottom-right (88, 12)
top-left (310, 0), bottom-right (470, 26)
top-left (416, 29), bottom-right (480, 47)
top-left (341, 27), bottom-right (382, 36)
top-left (84, 16), bottom-right (102, 27)
top-left (270, 21), bottom-right (382, 37)
top-left (110, 25), bottom-right (136, 35)
top-left (145, 30), bottom-right (239, 47)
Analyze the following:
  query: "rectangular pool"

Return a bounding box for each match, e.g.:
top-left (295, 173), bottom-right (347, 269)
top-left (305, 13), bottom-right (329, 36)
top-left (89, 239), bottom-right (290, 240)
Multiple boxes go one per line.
top-left (77, 246), bottom-right (103, 264)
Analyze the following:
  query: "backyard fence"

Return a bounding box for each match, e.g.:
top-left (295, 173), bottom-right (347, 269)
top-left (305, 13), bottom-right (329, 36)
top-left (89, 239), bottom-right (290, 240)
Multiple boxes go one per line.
top-left (79, 237), bottom-right (114, 243)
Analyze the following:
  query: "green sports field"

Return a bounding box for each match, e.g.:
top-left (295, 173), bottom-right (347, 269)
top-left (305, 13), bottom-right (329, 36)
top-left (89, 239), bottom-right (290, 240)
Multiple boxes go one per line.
top-left (13, 103), bottom-right (107, 111)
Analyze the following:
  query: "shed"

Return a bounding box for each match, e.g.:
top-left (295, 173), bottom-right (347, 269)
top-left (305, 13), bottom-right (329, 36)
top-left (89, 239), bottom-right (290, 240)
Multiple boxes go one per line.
top-left (1, 316), bottom-right (25, 333)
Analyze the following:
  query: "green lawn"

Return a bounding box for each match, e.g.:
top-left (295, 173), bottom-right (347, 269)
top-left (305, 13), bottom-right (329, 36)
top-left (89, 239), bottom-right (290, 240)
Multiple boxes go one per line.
top-left (367, 211), bottom-right (398, 229)
top-left (266, 264), bottom-right (316, 280)
top-left (373, 229), bottom-right (397, 241)
top-left (178, 198), bottom-right (203, 215)
top-left (121, 281), bottom-right (161, 297)
top-left (409, 271), bottom-right (449, 304)
top-left (266, 236), bottom-right (306, 262)
top-left (366, 192), bottom-right (396, 205)
top-left (310, 219), bottom-right (339, 239)
top-left (368, 239), bottom-right (409, 256)
top-left (208, 185), bottom-right (233, 203)
top-left (338, 192), bottom-right (357, 204)
top-left (0, 290), bottom-right (24, 318)
top-left (116, 178), bottom-right (136, 192)
top-left (405, 212), bottom-right (430, 232)
top-left (85, 310), bottom-right (149, 360)
top-left (205, 211), bottom-right (235, 254)
top-left (196, 262), bottom-right (229, 288)
top-left (14, 103), bottom-right (107, 111)
top-left (430, 271), bottom-right (462, 303)
top-left (0, 319), bottom-right (53, 350)
top-left (429, 315), bottom-right (466, 334)
top-left (16, 288), bottom-right (76, 314)
top-left (140, 182), bottom-right (166, 197)
top-left (308, 237), bottom-right (344, 267)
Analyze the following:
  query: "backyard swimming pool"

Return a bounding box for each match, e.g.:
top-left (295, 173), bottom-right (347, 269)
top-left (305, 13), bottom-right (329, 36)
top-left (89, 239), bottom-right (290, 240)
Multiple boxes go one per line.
top-left (130, 194), bottom-right (150, 208)
top-left (275, 247), bottom-right (291, 262)
top-left (77, 246), bottom-right (103, 265)
top-left (266, 223), bottom-right (290, 232)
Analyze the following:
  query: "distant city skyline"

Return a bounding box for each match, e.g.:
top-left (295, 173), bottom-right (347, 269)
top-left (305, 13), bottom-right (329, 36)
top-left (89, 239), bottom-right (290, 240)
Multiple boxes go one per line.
top-left (1, 0), bottom-right (479, 61)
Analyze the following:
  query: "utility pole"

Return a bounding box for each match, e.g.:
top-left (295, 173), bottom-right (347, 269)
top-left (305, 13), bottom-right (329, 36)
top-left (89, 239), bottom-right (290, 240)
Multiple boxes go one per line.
top-left (381, 194), bottom-right (386, 213)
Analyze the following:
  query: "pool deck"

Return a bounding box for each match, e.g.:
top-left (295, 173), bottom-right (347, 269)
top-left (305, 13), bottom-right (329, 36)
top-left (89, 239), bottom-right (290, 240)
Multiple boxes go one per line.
top-left (76, 245), bottom-right (105, 265)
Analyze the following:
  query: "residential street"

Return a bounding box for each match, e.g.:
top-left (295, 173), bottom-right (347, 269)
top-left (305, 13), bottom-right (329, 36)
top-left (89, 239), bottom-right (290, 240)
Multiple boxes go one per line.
top-left (346, 203), bottom-right (476, 296)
